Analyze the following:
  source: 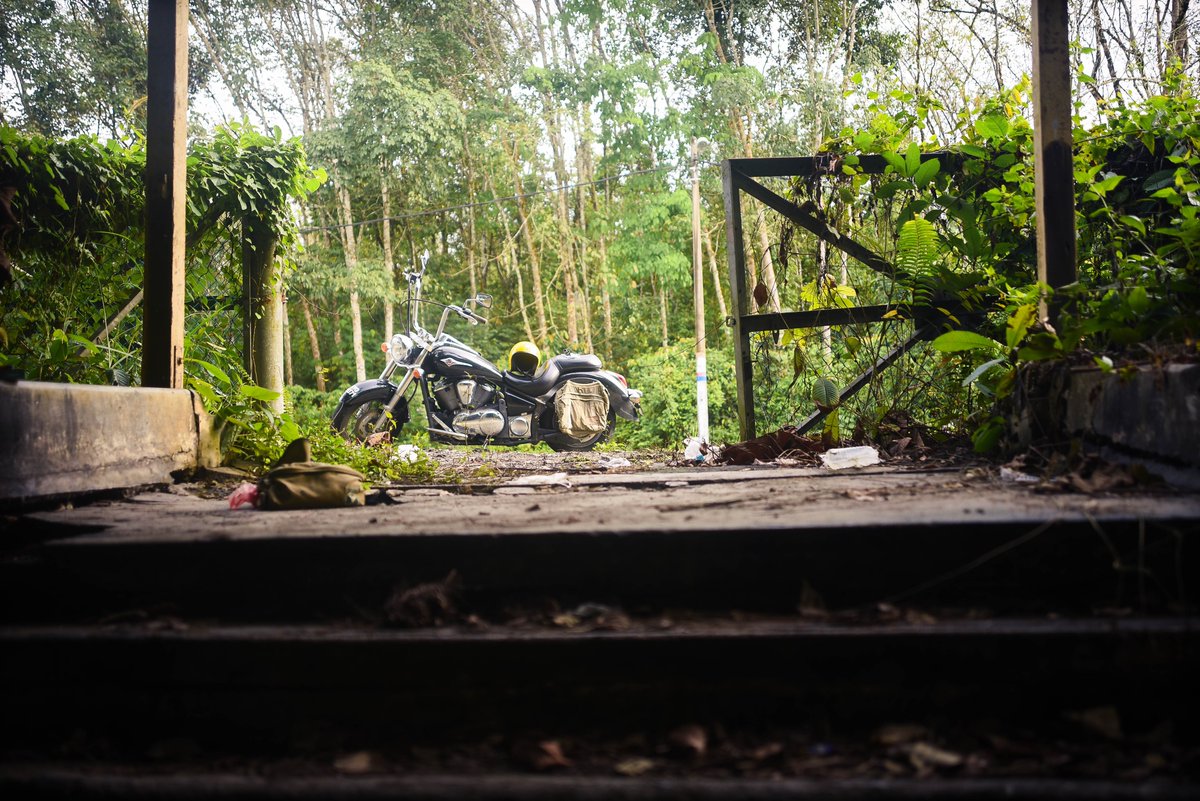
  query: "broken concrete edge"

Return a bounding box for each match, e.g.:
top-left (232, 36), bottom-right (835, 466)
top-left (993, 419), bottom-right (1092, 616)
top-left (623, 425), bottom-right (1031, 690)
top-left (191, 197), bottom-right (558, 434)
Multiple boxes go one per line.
top-left (1016, 361), bottom-right (1200, 472)
top-left (1064, 363), bottom-right (1200, 468)
top-left (0, 381), bottom-right (222, 508)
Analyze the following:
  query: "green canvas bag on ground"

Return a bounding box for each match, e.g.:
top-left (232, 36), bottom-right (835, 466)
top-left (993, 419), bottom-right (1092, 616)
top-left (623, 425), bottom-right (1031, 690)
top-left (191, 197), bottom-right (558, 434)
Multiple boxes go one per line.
top-left (256, 438), bottom-right (366, 510)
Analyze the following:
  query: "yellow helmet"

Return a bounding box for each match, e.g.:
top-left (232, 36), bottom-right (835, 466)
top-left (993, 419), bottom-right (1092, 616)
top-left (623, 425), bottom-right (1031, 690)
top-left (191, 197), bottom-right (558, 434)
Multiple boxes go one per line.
top-left (508, 340), bottom-right (541, 376)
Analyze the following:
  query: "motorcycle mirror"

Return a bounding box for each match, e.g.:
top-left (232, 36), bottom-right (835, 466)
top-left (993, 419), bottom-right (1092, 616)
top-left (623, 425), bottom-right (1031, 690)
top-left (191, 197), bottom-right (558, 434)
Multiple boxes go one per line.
top-left (474, 293), bottom-right (493, 309)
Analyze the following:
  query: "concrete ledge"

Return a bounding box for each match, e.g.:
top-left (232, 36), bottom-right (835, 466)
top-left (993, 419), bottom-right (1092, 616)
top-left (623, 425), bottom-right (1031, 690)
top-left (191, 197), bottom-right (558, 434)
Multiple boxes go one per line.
top-left (0, 382), bottom-right (201, 503)
top-left (1065, 364), bottom-right (1200, 467)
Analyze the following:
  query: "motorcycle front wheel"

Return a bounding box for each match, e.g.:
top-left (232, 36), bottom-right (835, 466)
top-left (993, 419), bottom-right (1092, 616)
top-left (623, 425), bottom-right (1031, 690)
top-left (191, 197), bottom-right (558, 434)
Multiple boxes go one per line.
top-left (332, 396), bottom-right (403, 441)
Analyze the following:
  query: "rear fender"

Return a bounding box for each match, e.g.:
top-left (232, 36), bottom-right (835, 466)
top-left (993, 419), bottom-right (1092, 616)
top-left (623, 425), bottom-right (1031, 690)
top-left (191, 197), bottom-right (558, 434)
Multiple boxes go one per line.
top-left (546, 371), bottom-right (639, 421)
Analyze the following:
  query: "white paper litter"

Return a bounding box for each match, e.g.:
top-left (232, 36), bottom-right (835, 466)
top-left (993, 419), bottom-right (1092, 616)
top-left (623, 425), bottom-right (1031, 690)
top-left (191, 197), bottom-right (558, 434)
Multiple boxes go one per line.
top-left (820, 446), bottom-right (882, 470)
top-left (999, 466), bottom-right (1040, 483)
top-left (598, 456), bottom-right (632, 469)
top-left (504, 472), bottom-right (572, 488)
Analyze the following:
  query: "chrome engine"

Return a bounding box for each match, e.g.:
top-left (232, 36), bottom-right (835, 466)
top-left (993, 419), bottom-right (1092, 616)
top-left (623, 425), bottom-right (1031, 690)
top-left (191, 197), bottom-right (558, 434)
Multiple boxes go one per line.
top-left (433, 378), bottom-right (508, 437)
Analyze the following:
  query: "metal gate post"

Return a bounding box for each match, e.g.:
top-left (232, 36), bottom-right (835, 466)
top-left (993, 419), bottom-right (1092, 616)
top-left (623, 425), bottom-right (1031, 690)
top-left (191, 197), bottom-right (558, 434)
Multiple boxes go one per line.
top-left (722, 161), bottom-right (755, 441)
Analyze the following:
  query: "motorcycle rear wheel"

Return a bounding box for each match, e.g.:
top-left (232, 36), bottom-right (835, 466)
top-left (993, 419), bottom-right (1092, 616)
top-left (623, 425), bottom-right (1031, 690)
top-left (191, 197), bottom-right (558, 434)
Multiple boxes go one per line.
top-left (332, 397), bottom-right (402, 441)
top-left (545, 408), bottom-right (616, 452)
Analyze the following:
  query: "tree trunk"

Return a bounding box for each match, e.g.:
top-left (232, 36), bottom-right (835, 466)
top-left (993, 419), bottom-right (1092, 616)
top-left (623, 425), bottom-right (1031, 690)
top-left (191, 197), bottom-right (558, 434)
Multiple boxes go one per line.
top-left (533, 0), bottom-right (578, 345)
top-left (1169, 0), bottom-right (1190, 67)
top-left (300, 296), bottom-right (326, 393)
top-left (600, 237), bottom-right (613, 362)
top-left (508, 145), bottom-right (547, 342)
top-left (241, 216), bottom-right (284, 413)
top-left (463, 132), bottom-right (479, 299)
top-left (510, 235), bottom-right (535, 343)
top-left (380, 167), bottom-right (395, 342)
top-left (282, 292), bottom-right (294, 387)
top-left (337, 184), bottom-right (367, 382)
top-left (703, 228), bottom-right (731, 341)
top-left (657, 275), bottom-right (669, 348)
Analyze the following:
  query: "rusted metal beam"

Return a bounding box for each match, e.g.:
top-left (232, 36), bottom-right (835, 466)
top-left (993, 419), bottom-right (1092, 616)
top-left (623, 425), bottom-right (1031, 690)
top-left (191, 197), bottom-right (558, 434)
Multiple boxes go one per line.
top-left (727, 152), bottom-right (958, 179)
top-left (1031, 0), bottom-right (1076, 326)
top-left (796, 324), bottom-right (933, 435)
top-left (723, 162), bottom-right (756, 441)
top-left (141, 0), bottom-right (189, 388)
top-left (734, 174), bottom-right (899, 279)
top-left (741, 305), bottom-right (896, 334)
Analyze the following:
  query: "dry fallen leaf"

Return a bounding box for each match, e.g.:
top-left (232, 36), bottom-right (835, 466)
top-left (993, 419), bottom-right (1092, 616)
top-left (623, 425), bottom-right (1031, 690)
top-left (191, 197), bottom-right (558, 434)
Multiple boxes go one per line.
top-left (903, 609), bottom-right (938, 625)
top-left (753, 282), bottom-right (770, 307)
top-left (333, 751), bottom-right (379, 774)
top-left (552, 614), bottom-right (580, 627)
top-left (1066, 706), bottom-right (1123, 740)
top-left (531, 740), bottom-right (572, 770)
top-left (668, 724), bottom-right (707, 758)
top-left (908, 741), bottom-right (963, 771)
top-left (614, 757), bottom-right (656, 776)
top-left (873, 723), bottom-right (930, 746)
top-left (364, 431), bottom-right (392, 447)
top-left (750, 742), bottom-right (784, 762)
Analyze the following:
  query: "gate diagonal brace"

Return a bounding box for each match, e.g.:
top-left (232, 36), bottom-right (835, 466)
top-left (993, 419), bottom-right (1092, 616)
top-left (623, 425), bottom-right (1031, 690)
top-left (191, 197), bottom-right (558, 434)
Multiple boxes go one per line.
top-left (795, 324), bottom-right (935, 436)
top-left (733, 171), bottom-right (902, 282)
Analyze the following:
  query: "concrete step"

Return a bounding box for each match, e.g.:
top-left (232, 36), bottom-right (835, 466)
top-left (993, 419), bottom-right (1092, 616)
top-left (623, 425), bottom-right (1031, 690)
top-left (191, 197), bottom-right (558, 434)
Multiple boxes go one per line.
top-left (2, 515), bottom-right (1196, 623)
top-left (2, 617), bottom-right (1195, 746)
top-left (2, 769), bottom-right (1197, 801)
top-left (1, 617), bottom-right (1197, 796)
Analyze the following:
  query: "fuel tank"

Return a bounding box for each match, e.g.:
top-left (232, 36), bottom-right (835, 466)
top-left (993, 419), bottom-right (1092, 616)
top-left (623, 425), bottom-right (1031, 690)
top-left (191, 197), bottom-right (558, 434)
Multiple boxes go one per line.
top-left (429, 345), bottom-right (503, 383)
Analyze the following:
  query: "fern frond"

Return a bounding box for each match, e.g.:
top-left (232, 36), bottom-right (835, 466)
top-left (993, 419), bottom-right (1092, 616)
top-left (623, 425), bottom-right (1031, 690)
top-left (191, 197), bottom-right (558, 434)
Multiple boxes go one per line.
top-left (897, 218), bottom-right (939, 277)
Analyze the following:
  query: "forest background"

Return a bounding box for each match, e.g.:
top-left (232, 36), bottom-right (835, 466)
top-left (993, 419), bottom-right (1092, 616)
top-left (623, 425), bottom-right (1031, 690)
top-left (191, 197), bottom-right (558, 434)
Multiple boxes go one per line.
top-left (1, 0), bottom-right (1197, 465)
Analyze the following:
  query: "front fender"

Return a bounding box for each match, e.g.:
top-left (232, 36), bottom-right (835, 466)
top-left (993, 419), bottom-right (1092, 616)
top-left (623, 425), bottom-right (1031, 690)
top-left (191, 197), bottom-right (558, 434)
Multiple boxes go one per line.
top-left (549, 372), bottom-right (640, 421)
top-left (336, 378), bottom-right (397, 408)
top-left (331, 378), bottom-right (413, 435)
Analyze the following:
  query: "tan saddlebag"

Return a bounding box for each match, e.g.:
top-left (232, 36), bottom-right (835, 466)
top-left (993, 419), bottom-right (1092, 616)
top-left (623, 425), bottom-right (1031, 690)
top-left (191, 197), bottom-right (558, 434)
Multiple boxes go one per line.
top-left (554, 380), bottom-right (610, 441)
top-left (256, 438), bottom-right (367, 510)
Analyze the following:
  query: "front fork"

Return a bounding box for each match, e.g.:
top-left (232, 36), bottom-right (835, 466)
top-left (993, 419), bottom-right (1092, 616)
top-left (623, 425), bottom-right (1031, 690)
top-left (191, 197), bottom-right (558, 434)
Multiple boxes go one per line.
top-left (371, 361), bottom-right (422, 433)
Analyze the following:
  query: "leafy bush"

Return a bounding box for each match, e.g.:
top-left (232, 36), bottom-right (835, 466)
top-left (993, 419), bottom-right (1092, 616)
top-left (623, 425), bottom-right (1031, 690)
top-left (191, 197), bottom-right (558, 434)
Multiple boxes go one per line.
top-left (614, 343), bottom-right (740, 448)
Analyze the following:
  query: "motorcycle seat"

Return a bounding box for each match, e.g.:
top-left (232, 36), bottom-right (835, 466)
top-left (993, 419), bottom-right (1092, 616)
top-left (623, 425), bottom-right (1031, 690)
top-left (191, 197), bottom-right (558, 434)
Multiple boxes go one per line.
top-left (503, 360), bottom-right (562, 396)
top-left (551, 352), bottom-right (602, 373)
top-left (504, 353), bottom-right (603, 397)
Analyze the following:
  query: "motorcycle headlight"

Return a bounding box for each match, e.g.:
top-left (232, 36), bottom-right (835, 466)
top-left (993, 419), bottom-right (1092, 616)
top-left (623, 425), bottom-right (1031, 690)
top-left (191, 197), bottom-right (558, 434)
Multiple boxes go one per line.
top-left (389, 333), bottom-right (416, 364)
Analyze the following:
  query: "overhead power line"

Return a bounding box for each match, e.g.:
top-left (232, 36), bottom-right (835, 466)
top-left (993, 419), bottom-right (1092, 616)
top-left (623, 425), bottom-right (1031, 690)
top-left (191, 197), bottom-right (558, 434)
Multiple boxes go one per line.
top-left (297, 162), bottom-right (702, 234)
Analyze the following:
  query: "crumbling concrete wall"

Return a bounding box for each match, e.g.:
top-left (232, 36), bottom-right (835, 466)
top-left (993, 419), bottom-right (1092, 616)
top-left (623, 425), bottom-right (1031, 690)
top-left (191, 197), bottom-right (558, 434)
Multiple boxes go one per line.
top-left (0, 382), bottom-right (208, 503)
top-left (1064, 364), bottom-right (1200, 467)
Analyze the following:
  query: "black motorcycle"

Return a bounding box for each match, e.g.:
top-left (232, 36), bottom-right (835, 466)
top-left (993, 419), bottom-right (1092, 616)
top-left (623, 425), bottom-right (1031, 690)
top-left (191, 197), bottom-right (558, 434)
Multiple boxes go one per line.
top-left (331, 254), bottom-right (641, 451)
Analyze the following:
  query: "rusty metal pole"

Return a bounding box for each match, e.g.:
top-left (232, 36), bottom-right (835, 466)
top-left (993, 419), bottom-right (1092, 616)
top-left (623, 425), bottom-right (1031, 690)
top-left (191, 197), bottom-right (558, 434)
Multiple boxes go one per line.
top-left (692, 138), bottom-right (710, 443)
top-left (142, 0), bottom-right (189, 388)
top-left (1032, 0), bottom-right (1076, 328)
top-left (722, 161), bottom-right (755, 441)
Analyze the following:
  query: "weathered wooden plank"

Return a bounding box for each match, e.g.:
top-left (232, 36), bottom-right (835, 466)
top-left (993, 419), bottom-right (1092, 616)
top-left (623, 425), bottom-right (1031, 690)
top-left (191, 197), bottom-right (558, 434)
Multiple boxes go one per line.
top-left (1031, 0), bottom-right (1076, 325)
top-left (141, 0), bottom-right (189, 388)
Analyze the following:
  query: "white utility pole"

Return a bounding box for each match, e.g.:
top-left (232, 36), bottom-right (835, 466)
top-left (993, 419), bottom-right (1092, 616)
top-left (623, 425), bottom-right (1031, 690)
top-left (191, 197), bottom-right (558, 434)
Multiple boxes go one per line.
top-left (691, 137), bottom-right (711, 442)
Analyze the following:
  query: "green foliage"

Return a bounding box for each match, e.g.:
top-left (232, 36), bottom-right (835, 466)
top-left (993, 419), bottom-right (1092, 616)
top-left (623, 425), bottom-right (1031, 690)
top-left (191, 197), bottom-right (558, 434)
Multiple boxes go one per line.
top-left (613, 344), bottom-right (739, 448)
top-left (1, 123), bottom-right (322, 387)
top-left (287, 385), bottom-right (436, 482)
top-left (0, 0), bottom-right (152, 137)
top-left (811, 376), bottom-right (839, 410)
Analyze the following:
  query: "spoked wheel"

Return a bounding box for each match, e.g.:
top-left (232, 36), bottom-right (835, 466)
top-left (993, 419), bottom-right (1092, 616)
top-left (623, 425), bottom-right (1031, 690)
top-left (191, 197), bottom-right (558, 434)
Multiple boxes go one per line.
top-left (544, 408), bottom-right (617, 452)
top-left (332, 396), bottom-right (403, 442)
